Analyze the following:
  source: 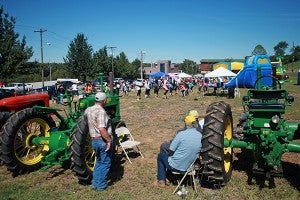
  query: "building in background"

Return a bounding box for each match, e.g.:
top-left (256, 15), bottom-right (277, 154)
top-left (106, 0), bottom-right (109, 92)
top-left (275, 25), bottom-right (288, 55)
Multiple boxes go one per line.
top-left (144, 60), bottom-right (181, 76)
top-left (200, 59), bottom-right (244, 73)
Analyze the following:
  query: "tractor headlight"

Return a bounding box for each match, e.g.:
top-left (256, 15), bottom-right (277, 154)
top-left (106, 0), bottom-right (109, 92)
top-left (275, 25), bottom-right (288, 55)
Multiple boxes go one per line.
top-left (271, 115), bottom-right (280, 124)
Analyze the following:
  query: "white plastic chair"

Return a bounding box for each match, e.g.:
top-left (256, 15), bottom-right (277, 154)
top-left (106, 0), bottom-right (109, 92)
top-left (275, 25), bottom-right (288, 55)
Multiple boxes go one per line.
top-left (115, 127), bottom-right (144, 163)
top-left (172, 155), bottom-right (199, 194)
top-left (234, 87), bottom-right (240, 98)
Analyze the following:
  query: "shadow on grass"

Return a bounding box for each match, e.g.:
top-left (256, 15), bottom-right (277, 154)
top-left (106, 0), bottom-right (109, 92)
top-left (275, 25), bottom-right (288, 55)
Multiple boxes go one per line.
top-left (282, 161), bottom-right (300, 191)
top-left (108, 154), bottom-right (126, 186)
top-left (233, 149), bottom-right (300, 191)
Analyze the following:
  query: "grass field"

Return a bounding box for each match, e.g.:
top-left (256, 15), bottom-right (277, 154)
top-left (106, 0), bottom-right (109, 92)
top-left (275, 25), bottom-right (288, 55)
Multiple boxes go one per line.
top-left (0, 65), bottom-right (300, 200)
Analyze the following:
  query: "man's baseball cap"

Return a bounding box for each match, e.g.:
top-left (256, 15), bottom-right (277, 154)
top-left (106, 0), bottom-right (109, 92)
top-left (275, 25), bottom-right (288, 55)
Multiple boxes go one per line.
top-left (95, 92), bottom-right (107, 102)
top-left (188, 110), bottom-right (199, 118)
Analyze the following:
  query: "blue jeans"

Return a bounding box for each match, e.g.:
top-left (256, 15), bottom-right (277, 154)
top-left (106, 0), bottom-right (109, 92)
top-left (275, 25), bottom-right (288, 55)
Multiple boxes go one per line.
top-left (92, 140), bottom-right (111, 190)
top-left (157, 152), bottom-right (182, 181)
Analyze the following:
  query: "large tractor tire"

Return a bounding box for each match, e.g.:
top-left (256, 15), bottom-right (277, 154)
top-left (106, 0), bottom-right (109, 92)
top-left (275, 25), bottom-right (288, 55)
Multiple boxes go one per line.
top-left (0, 111), bottom-right (11, 130)
top-left (0, 112), bottom-right (11, 165)
top-left (69, 116), bottom-right (125, 184)
top-left (69, 116), bottom-right (94, 184)
top-left (201, 101), bottom-right (233, 188)
top-left (0, 108), bottom-right (55, 175)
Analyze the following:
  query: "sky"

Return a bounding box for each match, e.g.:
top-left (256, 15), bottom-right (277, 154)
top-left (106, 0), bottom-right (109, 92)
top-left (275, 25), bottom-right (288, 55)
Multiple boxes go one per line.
top-left (1, 0), bottom-right (300, 64)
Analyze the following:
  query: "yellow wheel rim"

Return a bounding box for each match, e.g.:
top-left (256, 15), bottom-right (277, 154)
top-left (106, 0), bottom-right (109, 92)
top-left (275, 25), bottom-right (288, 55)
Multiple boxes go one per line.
top-left (83, 134), bottom-right (96, 171)
top-left (14, 118), bottom-right (51, 165)
top-left (223, 116), bottom-right (232, 173)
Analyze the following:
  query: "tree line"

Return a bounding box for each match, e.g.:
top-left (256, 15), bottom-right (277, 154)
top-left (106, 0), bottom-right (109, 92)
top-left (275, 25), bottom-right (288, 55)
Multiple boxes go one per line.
top-left (1, 6), bottom-right (299, 84)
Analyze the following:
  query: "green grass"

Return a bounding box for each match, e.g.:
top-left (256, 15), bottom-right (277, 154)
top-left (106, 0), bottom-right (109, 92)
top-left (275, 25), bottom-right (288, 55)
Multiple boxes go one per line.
top-left (0, 63), bottom-right (300, 200)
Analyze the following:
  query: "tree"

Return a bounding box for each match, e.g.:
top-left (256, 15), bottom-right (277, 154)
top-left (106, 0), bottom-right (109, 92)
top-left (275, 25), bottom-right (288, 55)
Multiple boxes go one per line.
top-left (289, 45), bottom-right (300, 62)
top-left (131, 59), bottom-right (142, 79)
top-left (274, 41), bottom-right (288, 57)
top-left (115, 52), bottom-right (132, 78)
top-left (251, 44), bottom-right (267, 55)
top-left (64, 33), bottom-right (93, 82)
top-left (93, 46), bottom-right (110, 77)
top-left (179, 59), bottom-right (197, 75)
top-left (0, 6), bottom-right (33, 84)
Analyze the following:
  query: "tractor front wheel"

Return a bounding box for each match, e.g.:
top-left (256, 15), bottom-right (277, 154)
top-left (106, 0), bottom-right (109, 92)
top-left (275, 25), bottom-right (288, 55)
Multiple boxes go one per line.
top-left (201, 101), bottom-right (233, 188)
top-left (0, 108), bottom-right (55, 175)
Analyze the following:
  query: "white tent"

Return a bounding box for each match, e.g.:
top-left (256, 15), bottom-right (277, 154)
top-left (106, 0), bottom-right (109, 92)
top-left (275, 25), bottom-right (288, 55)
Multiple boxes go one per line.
top-left (204, 67), bottom-right (236, 78)
top-left (178, 72), bottom-right (192, 78)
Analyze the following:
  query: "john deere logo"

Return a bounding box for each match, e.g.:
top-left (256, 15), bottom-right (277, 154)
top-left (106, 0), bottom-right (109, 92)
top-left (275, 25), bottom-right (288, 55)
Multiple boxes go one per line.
top-left (79, 102), bottom-right (85, 108)
top-left (106, 98), bottom-right (111, 103)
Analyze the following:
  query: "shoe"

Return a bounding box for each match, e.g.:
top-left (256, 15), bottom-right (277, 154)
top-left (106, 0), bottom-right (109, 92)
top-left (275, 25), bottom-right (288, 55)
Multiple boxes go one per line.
top-left (92, 186), bottom-right (106, 191)
top-left (165, 178), bottom-right (171, 186)
top-left (157, 180), bottom-right (166, 188)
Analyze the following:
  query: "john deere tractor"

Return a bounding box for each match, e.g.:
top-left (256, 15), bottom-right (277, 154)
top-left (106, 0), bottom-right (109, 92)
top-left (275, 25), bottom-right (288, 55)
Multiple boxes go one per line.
top-left (0, 72), bottom-right (125, 184)
top-left (200, 67), bottom-right (300, 188)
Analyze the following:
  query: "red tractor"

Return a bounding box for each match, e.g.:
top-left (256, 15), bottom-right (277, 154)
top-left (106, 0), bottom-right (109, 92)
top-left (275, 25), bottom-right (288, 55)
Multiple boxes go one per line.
top-left (0, 93), bottom-right (50, 129)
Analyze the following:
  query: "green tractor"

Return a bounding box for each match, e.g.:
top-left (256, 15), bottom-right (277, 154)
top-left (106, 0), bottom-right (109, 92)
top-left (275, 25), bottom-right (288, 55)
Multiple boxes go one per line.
top-left (0, 72), bottom-right (125, 184)
top-left (200, 67), bottom-right (300, 188)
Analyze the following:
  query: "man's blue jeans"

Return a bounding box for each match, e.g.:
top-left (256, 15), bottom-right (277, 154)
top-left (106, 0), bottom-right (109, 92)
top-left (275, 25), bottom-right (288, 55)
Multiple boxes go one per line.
top-left (92, 139), bottom-right (111, 190)
top-left (157, 152), bottom-right (182, 181)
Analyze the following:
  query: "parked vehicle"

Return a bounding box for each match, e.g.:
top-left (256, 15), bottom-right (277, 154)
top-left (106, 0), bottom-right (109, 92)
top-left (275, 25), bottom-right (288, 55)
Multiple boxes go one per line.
top-left (133, 79), bottom-right (144, 87)
top-left (3, 83), bottom-right (33, 94)
top-left (114, 78), bottom-right (124, 83)
top-left (58, 81), bottom-right (74, 89)
top-left (0, 88), bottom-right (15, 100)
top-left (35, 85), bottom-right (56, 100)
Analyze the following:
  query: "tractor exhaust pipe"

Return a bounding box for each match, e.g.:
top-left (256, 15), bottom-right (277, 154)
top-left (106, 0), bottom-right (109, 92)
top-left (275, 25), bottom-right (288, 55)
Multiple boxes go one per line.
top-left (109, 72), bottom-right (114, 94)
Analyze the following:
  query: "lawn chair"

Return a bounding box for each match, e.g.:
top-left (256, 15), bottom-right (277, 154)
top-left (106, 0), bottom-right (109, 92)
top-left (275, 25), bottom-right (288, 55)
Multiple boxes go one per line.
top-left (172, 155), bottom-right (200, 194)
top-left (115, 127), bottom-right (144, 163)
top-left (234, 87), bottom-right (240, 98)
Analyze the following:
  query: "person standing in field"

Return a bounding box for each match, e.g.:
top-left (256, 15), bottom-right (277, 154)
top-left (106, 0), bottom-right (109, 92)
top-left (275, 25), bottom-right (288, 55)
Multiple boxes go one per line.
top-left (84, 92), bottom-right (112, 191)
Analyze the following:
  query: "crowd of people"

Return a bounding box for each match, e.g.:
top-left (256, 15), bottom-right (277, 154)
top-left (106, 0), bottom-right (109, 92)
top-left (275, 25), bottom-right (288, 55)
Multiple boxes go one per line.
top-left (50, 75), bottom-right (233, 104)
top-left (114, 76), bottom-right (231, 100)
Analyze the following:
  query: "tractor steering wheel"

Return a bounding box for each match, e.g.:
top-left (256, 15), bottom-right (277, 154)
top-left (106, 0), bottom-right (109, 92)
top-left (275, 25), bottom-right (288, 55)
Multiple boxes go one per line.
top-left (253, 75), bottom-right (281, 90)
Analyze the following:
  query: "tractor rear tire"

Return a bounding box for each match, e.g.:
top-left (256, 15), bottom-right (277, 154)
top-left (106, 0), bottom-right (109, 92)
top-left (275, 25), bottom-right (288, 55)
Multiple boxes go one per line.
top-left (201, 101), bottom-right (233, 188)
top-left (69, 116), bottom-right (94, 184)
top-left (0, 108), bottom-right (55, 175)
top-left (69, 116), bottom-right (124, 184)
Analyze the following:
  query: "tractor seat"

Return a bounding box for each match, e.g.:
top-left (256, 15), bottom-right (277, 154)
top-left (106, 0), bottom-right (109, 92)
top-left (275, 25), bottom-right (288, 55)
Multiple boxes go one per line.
top-left (248, 102), bottom-right (285, 111)
top-left (248, 89), bottom-right (287, 100)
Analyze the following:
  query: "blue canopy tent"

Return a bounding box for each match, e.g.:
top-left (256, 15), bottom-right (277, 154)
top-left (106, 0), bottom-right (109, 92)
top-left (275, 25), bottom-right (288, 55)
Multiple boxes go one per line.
top-left (149, 71), bottom-right (168, 78)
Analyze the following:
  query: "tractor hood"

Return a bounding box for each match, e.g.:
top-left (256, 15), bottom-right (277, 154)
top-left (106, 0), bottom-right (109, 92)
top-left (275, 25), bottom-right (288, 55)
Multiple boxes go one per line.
top-left (0, 93), bottom-right (49, 112)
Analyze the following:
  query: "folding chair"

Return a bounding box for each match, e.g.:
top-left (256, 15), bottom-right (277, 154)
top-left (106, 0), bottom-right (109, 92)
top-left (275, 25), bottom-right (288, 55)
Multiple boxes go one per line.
top-left (115, 127), bottom-right (144, 163)
top-left (172, 156), bottom-right (199, 194)
top-left (234, 87), bottom-right (240, 98)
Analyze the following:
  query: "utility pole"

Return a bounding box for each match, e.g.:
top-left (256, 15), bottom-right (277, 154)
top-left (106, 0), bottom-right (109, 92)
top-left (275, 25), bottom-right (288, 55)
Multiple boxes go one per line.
top-left (34, 28), bottom-right (47, 87)
top-left (49, 59), bottom-right (52, 81)
top-left (292, 42), bottom-right (295, 73)
top-left (107, 46), bottom-right (116, 79)
top-left (140, 51), bottom-right (145, 79)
